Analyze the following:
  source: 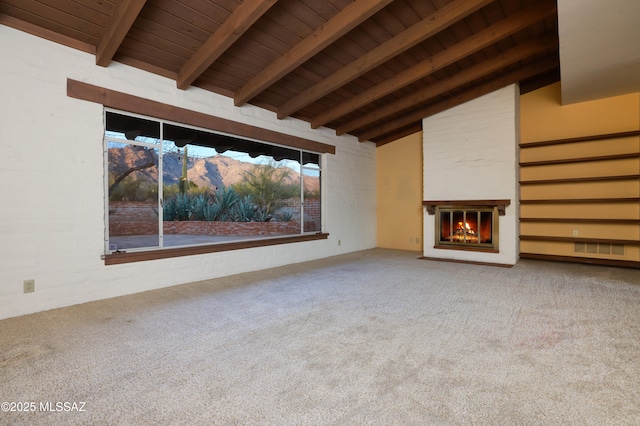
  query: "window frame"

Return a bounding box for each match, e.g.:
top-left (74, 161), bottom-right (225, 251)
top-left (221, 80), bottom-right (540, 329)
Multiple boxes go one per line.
top-left (66, 79), bottom-right (332, 265)
top-left (104, 108), bottom-right (325, 258)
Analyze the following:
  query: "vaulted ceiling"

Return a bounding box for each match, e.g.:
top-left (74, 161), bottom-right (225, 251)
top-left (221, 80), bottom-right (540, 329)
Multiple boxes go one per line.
top-left (0, 0), bottom-right (560, 146)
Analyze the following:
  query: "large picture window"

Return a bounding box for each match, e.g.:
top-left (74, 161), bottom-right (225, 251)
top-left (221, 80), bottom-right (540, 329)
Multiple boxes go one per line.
top-left (105, 110), bottom-right (322, 253)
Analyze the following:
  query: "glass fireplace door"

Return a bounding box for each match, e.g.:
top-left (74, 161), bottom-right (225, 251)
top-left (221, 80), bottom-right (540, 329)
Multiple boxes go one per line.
top-left (436, 206), bottom-right (497, 250)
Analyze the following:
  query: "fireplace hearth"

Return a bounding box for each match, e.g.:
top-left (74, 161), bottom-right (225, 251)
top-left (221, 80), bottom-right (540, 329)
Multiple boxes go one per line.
top-left (423, 200), bottom-right (510, 252)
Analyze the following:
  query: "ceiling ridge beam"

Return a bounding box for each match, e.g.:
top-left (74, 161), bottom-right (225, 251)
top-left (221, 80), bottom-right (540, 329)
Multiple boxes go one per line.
top-left (339, 36), bottom-right (557, 136)
top-left (310, 0), bottom-right (556, 129)
top-left (234, 0), bottom-right (394, 107)
top-left (373, 123), bottom-right (423, 146)
top-left (177, 0), bottom-right (277, 90)
top-left (96, 0), bottom-right (147, 67)
top-left (363, 58), bottom-right (559, 143)
top-left (276, 0), bottom-right (494, 119)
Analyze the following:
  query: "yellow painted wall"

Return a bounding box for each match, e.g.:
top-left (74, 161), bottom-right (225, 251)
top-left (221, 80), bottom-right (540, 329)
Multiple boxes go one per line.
top-left (520, 83), bottom-right (639, 142)
top-left (376, 132), bottom-right (423, 250)
top-left (520, 82), bottom-right (640, 265)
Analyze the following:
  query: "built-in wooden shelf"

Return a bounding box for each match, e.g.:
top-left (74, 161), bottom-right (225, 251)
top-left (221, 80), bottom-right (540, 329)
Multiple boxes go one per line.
top-left (520, 252), bottom-right (640, 269)
top-left (519, 130), bottom-right (640, 148)
top-left (519, 235), bottom-right (640, 246)
top-left (520, 218), bottom-right (640, 225)
top-left (519, 152), bottom-right (639, 167)
top-left (520, 198), bottom-right (640, 205)
top-left (518, 129), bottom-right (640, 269)
top-left (519, 174), bottom-right (640, 185)
top-left (422, 199), bottom-right (511, 215)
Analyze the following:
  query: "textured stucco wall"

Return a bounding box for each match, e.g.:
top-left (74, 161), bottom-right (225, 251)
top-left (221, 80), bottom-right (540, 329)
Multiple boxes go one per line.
top-left (423, 85), bottom-right (519, 265)
top-left (0, 25), bottom-right (376, 319)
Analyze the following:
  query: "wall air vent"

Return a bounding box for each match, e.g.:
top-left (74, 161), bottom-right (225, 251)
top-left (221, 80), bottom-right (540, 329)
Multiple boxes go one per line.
top-left (574, 243), bottom-right (624, 256)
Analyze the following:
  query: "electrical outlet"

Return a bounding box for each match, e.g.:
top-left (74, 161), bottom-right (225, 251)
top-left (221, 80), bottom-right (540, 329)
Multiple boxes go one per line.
top-left (23, 279), bottom-right (35, 293)
top-left (338, 239), bottom-right (341, 246)
top-left (416, 237), bottom-right (420, 244)
top-left (573, 229), bottom-right (579, 237)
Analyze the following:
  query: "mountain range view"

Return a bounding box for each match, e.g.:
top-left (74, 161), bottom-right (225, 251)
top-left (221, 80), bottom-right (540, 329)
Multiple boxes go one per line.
top-left (108, 146), bottom-right (320, 193)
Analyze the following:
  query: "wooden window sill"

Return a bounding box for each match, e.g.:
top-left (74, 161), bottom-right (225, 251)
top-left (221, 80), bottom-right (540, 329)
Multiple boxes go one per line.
top-left (102, 233), bottom-right (329, 265)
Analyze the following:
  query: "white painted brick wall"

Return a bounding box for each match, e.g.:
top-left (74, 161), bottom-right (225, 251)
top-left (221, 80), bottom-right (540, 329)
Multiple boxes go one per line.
top-left (423, 85), bottom-right (519, 265)
top-left (0, 25), bottom-right (376, 319)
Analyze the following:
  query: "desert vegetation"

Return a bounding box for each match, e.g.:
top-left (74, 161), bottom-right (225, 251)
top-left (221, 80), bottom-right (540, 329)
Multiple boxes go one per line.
top-left (109, 157), bottom-right (314, 223)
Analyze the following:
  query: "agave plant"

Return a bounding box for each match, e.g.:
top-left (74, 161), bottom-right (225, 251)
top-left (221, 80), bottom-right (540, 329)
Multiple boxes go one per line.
top-left (173, 193), bottom-right (192, 221)
top-left (189, 194), bottom-right (209, 221)
top-left (231, 195), bottom-right (256, 222)
top-left (162, 196), bottom-right (178, 221)
top-left (162, 193), bottom-right (191, 221)
top-left (275, 208), bottom-right (294, 222)
top-left (213, 187), bottom-right (240, 221)
top-left (253, 206), bottom-right (272, 223)
top-left (202, 202), bottom-right (223, 222)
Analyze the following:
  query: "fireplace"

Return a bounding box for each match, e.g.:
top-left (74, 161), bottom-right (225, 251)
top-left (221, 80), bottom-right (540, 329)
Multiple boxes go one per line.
top-left (436, 206), bottom-right (497, 249)
top-left (423, 200), bottom-right (510, 252)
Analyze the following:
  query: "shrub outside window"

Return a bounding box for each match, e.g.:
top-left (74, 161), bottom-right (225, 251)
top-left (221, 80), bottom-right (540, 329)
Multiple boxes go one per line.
top-left (105, 110), bottom-right (322, 253)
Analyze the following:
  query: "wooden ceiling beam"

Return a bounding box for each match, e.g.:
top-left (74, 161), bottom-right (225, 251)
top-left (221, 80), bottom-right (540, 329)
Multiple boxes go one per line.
top-left (358, 58), bottom-right (559, 143)
top-left (177, 0), bottom-right (277, 90)
top-left (96, 0), bottom-right (147, 67)
top-left (276, 0), bottom-right (494, 119)
top-left (520, 68), bottom-right (561, 94)
top-left (234, 0), bottom-right (394, 107)
top-left (339, 36), bottom-right (557, 136)
top-left (0, 14), bottom-right (96, 54)
top-left (311, 0), bottom-right (556, 129)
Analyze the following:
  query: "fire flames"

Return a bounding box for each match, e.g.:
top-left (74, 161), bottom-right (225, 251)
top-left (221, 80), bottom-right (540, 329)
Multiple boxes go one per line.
top-left (438, 208), bottom-right (494, 247)
top-left (452, 221), bottom-right (478, 243)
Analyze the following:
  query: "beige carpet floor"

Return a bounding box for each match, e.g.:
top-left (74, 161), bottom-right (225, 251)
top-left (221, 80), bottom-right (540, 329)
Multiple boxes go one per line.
top-left (1, 249), bottom-right (639, 425)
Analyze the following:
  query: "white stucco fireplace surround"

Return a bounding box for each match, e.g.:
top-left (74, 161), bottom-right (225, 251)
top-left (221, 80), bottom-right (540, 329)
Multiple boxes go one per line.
top-left (422, 85), bottom-right (519, 266)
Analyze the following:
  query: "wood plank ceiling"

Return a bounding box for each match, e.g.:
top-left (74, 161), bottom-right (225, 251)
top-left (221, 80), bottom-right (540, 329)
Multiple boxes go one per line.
top-left (0, 0), bottom-right (559, 146)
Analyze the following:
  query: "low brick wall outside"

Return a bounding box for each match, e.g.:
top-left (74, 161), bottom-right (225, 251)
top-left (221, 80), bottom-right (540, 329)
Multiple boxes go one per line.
top-left (278, 198), bottom-right (321, 232)
top-left (109, 201), bottom-right (305, 237)
top-left (109, 202), bottom-right (157, 236)
top-left (164, 220), bottom-right (300, 236)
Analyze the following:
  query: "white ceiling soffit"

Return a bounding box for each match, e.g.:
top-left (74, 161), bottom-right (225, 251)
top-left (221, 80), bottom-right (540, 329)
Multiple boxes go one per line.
top-left (558, 0), bottom-right (640, 105)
